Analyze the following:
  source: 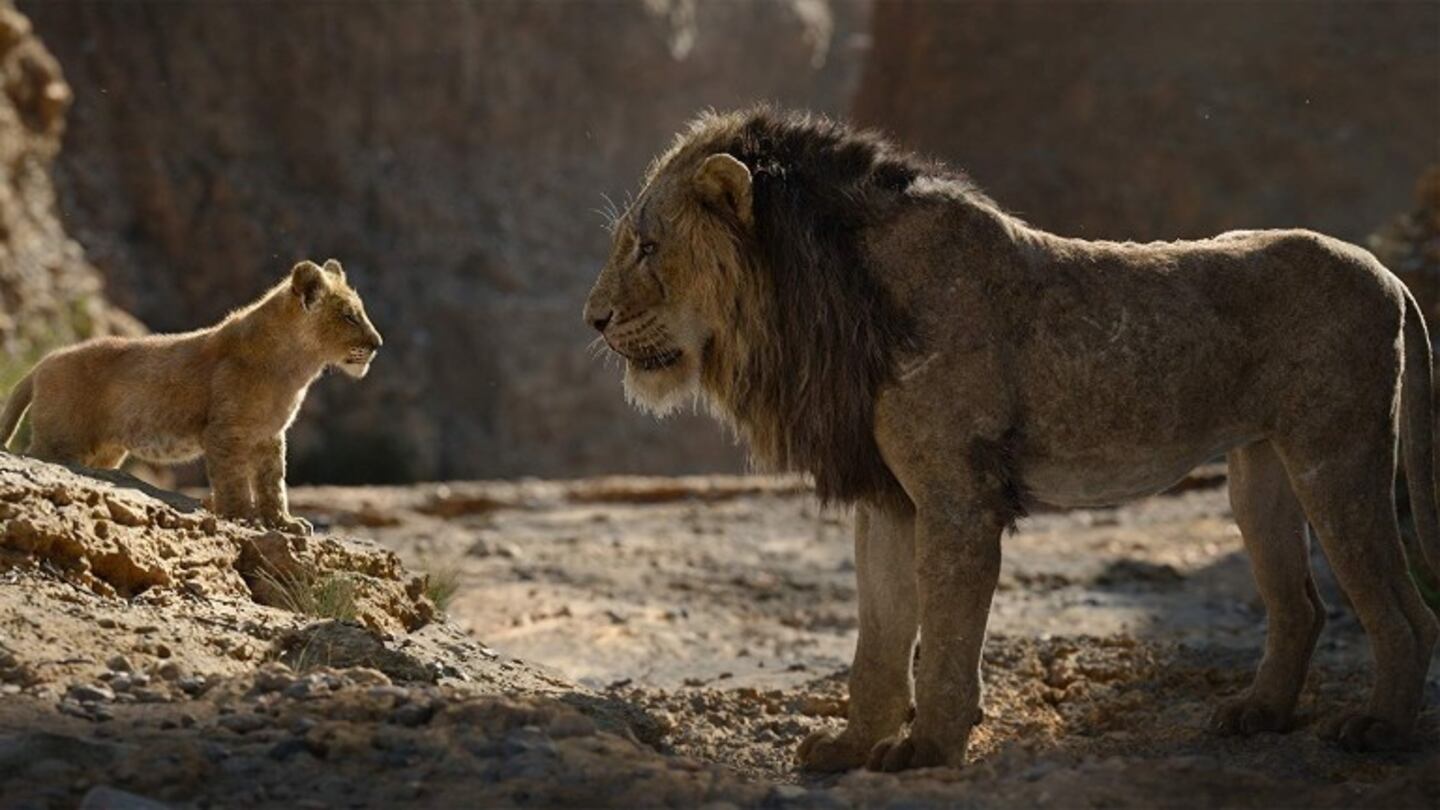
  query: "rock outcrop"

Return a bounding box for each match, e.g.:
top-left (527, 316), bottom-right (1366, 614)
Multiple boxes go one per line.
top-left (0, 453), bottom-right (433, 634)
top-left (0, 1), bottom-right (137, 391)
top-left (24, 0), bottom-right (869, 483)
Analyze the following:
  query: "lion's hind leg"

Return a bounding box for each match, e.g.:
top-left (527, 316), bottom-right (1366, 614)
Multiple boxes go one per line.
top-left (1276, 432), bottom-right (1438, 751)
top-left (1211, 440), bottom-right (1324, 737)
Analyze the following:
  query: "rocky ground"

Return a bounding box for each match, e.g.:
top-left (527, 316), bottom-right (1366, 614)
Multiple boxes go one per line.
top-left (1, 455), bottom-right (1437, 809)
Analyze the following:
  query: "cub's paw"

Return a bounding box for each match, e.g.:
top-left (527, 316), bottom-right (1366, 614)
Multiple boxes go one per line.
top-left (213, 511), bottom-right (260, 528)
top-left (865, 733), bottom-right (952, 773)
top-left (1320, 713), bottom-right (1408, 753)
top-left (1209, 695), bottom-right (1294, 737)
top-left (263, 514), bottom-right (313, 536)
top-left (797, 729), bottom-right (871, 773)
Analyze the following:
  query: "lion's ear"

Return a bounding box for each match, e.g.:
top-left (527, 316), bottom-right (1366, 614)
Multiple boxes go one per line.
top-left (290, 260), bottom-right (327, 311)
top-left (692, 153), bottom-right (752, 228)
top-left (322, 259), bottom-right (345, 281)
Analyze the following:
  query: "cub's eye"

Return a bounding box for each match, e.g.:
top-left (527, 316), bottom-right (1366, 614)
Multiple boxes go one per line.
top-left (343, 312), bottom-right (362, 326)
top-left (638, 241), bottom-right (657, 259)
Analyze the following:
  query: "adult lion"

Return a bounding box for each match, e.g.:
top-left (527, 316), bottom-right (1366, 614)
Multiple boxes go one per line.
top-left (583, 109), bottom-right (1440, 771)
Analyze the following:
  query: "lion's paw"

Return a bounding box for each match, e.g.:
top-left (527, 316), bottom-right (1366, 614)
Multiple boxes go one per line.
top-left (1209, 695), bottom-right (1293, 737)
top-left (1320, 712), bottom-right (1407, 753)
top-left (864, 733), bottom-right (952, 773)
top-left (796, 729), bottom-right (871, 773)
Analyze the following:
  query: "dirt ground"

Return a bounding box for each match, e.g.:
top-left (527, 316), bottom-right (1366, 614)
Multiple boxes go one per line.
top-left (292, 472), bottom-right (1440, 803)
top-left (2, 458), bottom-right (1437, 808)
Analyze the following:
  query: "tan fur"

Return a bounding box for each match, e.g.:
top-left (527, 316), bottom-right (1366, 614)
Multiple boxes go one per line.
top-left (1, 259), bottom-right (382, 534)
top-left (586, 109), bottom-right (1440, 771)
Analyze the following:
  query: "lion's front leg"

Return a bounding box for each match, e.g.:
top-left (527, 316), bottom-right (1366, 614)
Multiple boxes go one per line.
top-left (799, 502), bottom-right (918, 772)
top-left (253, 435), bottom-right (311, 536)
top-left (867, 497), bottom-right (1003, 772)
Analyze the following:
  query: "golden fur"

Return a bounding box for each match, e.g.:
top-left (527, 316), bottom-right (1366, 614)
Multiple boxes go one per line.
top-left (0, 259), bottom-right (382, 534)
top-left (586, 108), bottom-right (1440, 770)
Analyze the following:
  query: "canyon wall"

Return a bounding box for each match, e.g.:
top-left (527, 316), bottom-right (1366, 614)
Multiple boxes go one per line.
top-left (18, 0), bottom-right (1439, 482)
top-left (25, 0), bottom-right (869, 481)
top-left (0, 1), bottom-right (137, 402)
top-left (854, 1), bottom-right (1439, 244)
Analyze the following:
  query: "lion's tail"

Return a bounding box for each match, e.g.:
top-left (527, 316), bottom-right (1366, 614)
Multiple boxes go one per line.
top-left (1400, 290), bottom-right (1440, 585)
top-left (0, 368), bottom-right (33, 451)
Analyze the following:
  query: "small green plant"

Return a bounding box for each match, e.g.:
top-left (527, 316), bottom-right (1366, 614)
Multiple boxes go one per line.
top-left (255, 564), bottom-right (359, 622)
top-left (424, 567), bottom-right (461, 614)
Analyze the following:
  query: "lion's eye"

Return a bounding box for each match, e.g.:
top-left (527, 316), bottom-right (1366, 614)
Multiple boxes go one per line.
top-left (343, 312), bottom-right (362, 326)
top-left (638, 241), bottom-right (657, 259)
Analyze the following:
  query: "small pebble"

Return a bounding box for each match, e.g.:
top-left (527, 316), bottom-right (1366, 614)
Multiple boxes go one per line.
top-left (218, 713), bottom-right (268, 734)
top-left (546, 714), bottom-right (597, 739)
top-left (131, 688), bottom-right (169, 704)
top-left (267, 738), bottom-right (310, 762)
top-left (178, 676), bottom-right (209, 696)
top-left (768, 785), bottom-right (808, 802)
top-left (390, 702), bottom-right (436, 728)
top-left (367, 685), bottom-right (411, 705)
top-left (68, 683), bottom-right (115, 703)
top-left (283, 680), bottom-right (315, 701)
top-left (253, 666), bottom-right (295, 694)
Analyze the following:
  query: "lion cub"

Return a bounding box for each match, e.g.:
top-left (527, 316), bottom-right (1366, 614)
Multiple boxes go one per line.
top-left (0, 259), bottom-right (382, 534)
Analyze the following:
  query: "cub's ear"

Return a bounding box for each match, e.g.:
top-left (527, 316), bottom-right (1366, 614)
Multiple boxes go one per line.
top-left (692, 153), bottom-right (752, 228)
top-left (322, 259), bottom-right (345, 281)
top-left (290, 261), bottom-right (327, 311)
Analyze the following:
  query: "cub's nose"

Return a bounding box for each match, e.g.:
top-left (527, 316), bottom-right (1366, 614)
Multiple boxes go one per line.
top-left (587, 308), bottom-right (613, 333)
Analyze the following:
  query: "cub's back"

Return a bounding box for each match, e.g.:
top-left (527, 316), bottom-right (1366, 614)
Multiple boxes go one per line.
top-left (34, 333), bottom-right (215, 436)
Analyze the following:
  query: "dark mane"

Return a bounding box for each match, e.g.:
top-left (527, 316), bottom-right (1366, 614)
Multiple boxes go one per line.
top-left (690, 109), bottom-right (978, 504)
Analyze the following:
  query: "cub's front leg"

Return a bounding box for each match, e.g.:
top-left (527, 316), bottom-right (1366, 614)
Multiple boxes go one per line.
top-left (253, 435), bottom-right (311, 536)
top-left (202, 426), bottom-right (258, 524)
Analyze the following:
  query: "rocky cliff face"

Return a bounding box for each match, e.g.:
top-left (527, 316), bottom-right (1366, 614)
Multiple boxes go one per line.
top-left (0, 2), bottom-right (137, 396)
top-left (25, 0), bottom-right (869, 482)
top-left (854, 1), bottom-right (1439, 245)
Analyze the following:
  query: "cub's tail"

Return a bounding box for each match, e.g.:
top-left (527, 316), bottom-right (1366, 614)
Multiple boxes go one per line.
top-left (1400, 290), bottom-right (1440, 585)
top-left (0, 368), bottom-right (33, 450)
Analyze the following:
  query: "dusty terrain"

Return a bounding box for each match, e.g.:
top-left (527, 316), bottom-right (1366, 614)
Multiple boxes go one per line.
top-left (1, 454), bottom-right (1436, 808)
